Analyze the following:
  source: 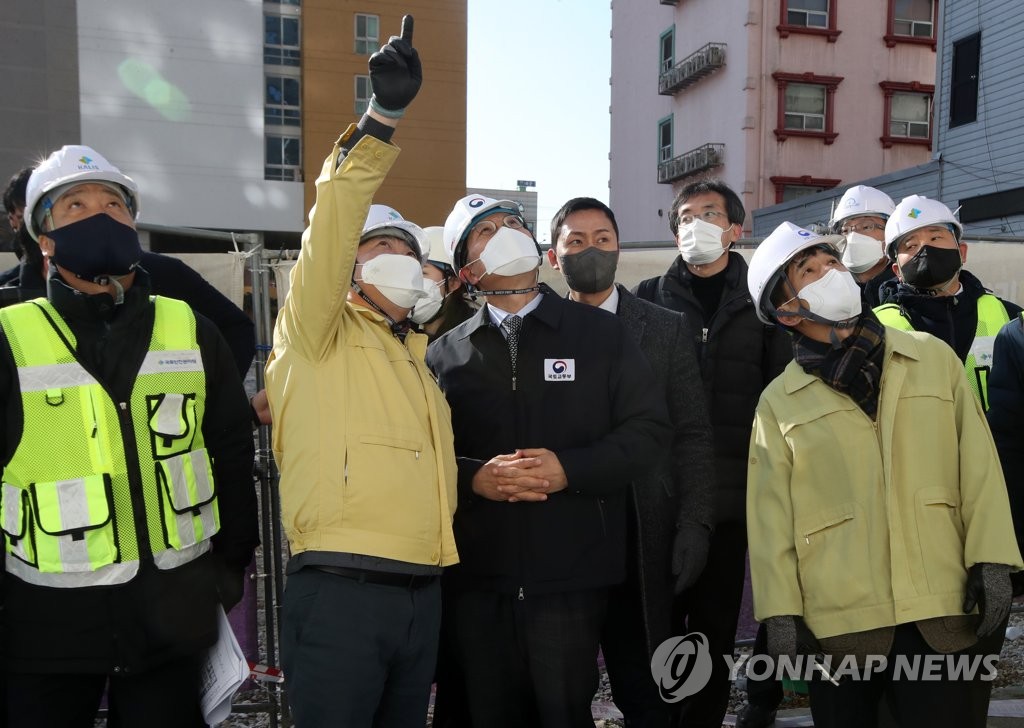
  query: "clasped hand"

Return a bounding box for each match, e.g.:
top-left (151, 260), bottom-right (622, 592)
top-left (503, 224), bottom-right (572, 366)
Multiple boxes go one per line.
top-left (471, 448), bottom-right (568, 503)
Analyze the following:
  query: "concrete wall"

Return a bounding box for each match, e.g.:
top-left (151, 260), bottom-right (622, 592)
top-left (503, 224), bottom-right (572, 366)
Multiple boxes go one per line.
top-left (76, 0), bottom-right (304, 234)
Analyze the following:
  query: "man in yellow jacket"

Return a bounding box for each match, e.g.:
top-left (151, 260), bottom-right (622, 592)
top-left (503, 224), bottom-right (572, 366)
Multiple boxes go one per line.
top-left (265, 16), bottom-right (458, 727)
top-left (745, 222), bottom-right (1022, 728)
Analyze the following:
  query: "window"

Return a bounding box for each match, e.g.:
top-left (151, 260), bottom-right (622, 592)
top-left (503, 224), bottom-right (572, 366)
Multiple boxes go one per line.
top-left (355, 75), bottom-right (372, 115)
top-left (770, 176), bottom-right (841, 204)
top-left (355, 14), bottom-right (379, 55)
top-left (784, 83), bottom-right (825, 131)
top-left (950, 33), bottom-right (981, 128)
top-left (658, 116), bottom-right (673, 164)
top-left (890, 93), bottom-right (930, 138)
top-left (885, 0), bottom-right (935, 47)
top-left (266, 0), bottom-right (300, 4)
top-left (265, 14), bottom-right (300, 66)
top-left (659, 27), bottom-right (674, 74)
top-left (266, 75), bottom-right (300, 126)
top-left (266, 135), bottom-right (301, 181)
top-left (773, 72), bottom-right (842, 143)
top-left (778, 0), bottom-right (840, 42)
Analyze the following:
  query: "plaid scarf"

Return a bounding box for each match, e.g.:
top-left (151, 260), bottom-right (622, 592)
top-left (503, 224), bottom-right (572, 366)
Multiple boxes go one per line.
top-left (792, 310), bottom-right (887, 420)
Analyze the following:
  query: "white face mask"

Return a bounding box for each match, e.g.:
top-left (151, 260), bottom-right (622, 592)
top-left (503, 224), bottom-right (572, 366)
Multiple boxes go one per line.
top-left (469, 227), bottom-right (541, 277)
top-left (841, 232), bottom-right (885, 275)
top-left (409, 279), bottom-right (444, 324)
top-left (676, 218), bottom-right (729, 265)
top-left (795, 268), bottom-right (863, 323)
top-left (356, 254), bottom-right (426, 309)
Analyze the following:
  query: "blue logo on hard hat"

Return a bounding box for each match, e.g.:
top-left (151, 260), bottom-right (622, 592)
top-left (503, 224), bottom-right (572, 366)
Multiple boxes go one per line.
top-left (79, 156), bottom-right (92, 165)
top-left (797, 229), bottom-right (812, 237)
top-left (468, 197), bottom-right (485, 208)
top-left (908, 208), bottom-right (921, 219)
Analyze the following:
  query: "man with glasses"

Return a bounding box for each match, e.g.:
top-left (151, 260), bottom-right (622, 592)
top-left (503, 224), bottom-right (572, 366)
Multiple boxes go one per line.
top-left (634, 179), bottom-right (791, 728)
top-left (426, 194), bottom-right (671, 727)
top-left (829, 185), bottom-right (896, 308)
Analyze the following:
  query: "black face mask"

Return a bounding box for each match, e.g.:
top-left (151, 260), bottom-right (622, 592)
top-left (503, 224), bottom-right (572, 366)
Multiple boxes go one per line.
top-left (45, 213), bottom-right (142, 282)
top-left (559, 247), bottom-right (619, 294)
top-left (900, 244), bottom-right (963, 290)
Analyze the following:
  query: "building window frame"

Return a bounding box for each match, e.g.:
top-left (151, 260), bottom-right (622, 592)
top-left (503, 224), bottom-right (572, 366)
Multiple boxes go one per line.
top-left (770, 176), bottom-right (841, 204)
top-left (355, 13), bottom-right (380, 55)
top-left (949, 32), bottom-right (981, 129)
top-left (657, 115), bottom-right (673, 165)
top-left (773, 72), bottom-right (843, 144)
top-left (265, 73), bottom-right (301, 127)
top-left (659, 26), bottom-right (675, 74)
top-left (266, 135), bottom-right (302, 182)
top-left (879, 81), bottom-right (933, 149)
top-left (778, 0), bottom-right (841, 43)
top-left (355, 75), bottom-right (372, 115)
top-left (264, 13), bottom-right (301, 67)
top-left (884, 0), bottom-right (936, 49)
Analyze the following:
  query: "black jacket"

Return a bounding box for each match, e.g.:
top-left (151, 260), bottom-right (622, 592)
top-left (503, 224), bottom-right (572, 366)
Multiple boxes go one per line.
top-left (614, 285), bottom-right (715, 653)
top-left (987, 314), bottom-right (1024, 562)
top-left (0, 271), bottom-right (258, 674)
top-left (860, 265), bottom-right (896, 309)
top-left (633, 252), bottom-right (792, 524)
top-left (2, 252), bottom-right (256, 378)
top-left (426, 288), bottom-right (671, 597)
top-left (877, 269), bottom-right (1021, 363)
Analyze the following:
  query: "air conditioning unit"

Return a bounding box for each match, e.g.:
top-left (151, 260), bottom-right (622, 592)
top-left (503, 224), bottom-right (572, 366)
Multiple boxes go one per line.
top-left (708, 46), bottom-right (725, 66)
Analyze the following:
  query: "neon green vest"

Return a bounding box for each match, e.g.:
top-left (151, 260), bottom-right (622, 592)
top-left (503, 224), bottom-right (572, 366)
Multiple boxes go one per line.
top-left (0, 296), bottom-right (219, 588)
top-left (874, 293), bottom-right (1010, 410)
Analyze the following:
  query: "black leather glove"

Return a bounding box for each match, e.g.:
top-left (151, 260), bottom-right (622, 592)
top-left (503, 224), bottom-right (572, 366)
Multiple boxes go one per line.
top-left (216, 559), bottom-right (246, 613)
top-left (963, 562), bottom-right (1013, 637)
top-left (765, 615), bottom-right (821, 660)
top-left (368, 15), bottom-right (422, 119)
top-left (671, 521), bottom-right (710, 594)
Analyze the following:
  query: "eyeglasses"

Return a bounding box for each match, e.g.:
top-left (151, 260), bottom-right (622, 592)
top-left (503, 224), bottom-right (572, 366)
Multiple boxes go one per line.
top-left (470, 215), bottom-right (526, 240)
top-left (678, 210), bottom-right (728, 226)
top-left (840, 222), bottom-right (885, 235)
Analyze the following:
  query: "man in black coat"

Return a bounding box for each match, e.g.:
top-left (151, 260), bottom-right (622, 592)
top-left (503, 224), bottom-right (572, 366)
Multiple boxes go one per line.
top-left (547, 197), bottom-right (715, 727)
top-left (634, 180), bottom-right (792, 728)
top-left (426, 193), bottom-right (671, 728)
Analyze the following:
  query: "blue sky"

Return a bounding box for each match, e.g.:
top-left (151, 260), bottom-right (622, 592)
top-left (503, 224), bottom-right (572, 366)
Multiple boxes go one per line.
top-left (466, 0), bottom-right (612, 244)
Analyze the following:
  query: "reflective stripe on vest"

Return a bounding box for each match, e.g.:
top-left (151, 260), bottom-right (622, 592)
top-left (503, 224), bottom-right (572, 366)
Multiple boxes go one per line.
top-left (0, 296), bottom-right (217, 587)
top-left (873, 294), bottom-right (1010, 409)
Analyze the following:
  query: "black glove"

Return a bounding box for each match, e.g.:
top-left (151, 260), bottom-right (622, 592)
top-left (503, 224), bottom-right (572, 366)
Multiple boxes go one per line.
top-left (215, 559), bottom-right (246, 612)
top-left (368, 15), bottom-right (422, 118)
top-left (671, 521), bottom-right (710, 594)
top-left (962, 562), bottom-right (1013, 637)
top-left (765, 615), bottom-right (821, 660)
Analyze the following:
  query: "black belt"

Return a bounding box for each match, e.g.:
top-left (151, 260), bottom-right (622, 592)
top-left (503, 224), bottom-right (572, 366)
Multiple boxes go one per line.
top-left (309, 565), bottom-right (439, 589)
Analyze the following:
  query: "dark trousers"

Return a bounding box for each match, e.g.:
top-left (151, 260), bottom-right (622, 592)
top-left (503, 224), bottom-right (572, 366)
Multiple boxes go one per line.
top-left (451, 587), bottom-right (608, 728)
top-left (672, 520), bottom-right (748, 728)
top-left (808, 621), bottom-right (1004, 728)
top-left (745, 622), bottom-right (784, 708)
top-left (4, 655), bottom-right (205, 728)
top-left (280, 568), bottom-right (441, 728)
top-left (603, 581), bottom-right (675, 728)
top-left (432, 574), bottom-right (473, 728)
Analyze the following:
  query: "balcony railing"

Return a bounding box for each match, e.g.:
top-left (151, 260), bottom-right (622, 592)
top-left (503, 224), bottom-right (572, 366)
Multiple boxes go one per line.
top-left (658, 42), bottom-right (726, 95)
top-left (658, 143), bottom-right (725, 184)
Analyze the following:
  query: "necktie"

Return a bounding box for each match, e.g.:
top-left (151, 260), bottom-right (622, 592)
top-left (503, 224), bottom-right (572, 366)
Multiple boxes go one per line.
top-left (503, 315), bottom-right (523, 373)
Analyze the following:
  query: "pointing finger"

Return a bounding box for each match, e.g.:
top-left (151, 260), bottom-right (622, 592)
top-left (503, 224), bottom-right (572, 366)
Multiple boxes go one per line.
top-left (400, 15), bottom-right (414, 44)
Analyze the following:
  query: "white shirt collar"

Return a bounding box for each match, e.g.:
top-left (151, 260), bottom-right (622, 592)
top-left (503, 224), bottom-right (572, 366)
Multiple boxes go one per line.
top-left (596, 286), bottom-right (619, 314)
top-left (486, 294), bottom-right (544, 330)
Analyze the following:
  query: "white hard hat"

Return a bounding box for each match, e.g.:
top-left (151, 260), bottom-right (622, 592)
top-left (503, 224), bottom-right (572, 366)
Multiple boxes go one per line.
top-left (747, 221), bottom-right (845, 325)
top-left (443, 194), bottom-right (522, 268)
top-left (25, 145), bottom-right (140, 241)
top-left (361, 204), bottom-right (427, 260)
top-left (422, 226), bottom-right (452, 269)
top-left (829, 185), bottom-right (896, 231)
top-left (884, 195), bottom-right (963, 260)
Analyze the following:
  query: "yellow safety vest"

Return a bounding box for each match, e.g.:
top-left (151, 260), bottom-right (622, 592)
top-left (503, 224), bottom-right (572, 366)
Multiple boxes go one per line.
top-left (874, 293), bottom-right (1010, 410)
top-left (0, 296), bottom-right (219, 588)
